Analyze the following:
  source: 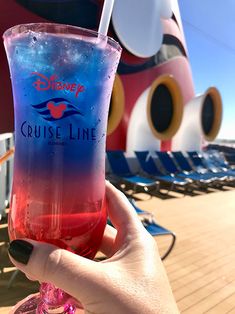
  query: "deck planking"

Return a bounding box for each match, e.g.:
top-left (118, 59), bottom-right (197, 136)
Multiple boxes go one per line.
top-left (1, 188), bottom-right (235, 313)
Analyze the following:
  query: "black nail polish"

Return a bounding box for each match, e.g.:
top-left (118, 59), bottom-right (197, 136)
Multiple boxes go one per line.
top-left (8, 240), bottom-right (34, 265)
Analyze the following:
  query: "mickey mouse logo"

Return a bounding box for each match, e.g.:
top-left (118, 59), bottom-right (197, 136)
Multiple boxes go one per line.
top-left (47, 101), bottom-right (67, 119)
top-left (32, 98), bottom-right (83, 121)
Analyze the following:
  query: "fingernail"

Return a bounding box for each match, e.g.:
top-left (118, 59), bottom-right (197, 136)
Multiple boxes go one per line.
top-left (8, 240), bottom-right (34, 265)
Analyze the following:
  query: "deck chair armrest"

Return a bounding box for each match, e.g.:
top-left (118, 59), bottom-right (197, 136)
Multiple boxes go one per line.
top-left (195, 166), bottom-right (207, 173)
top-left (0, 148), bottom-right (14, 166)
top-left (161, 232), bottom-right (176, 260)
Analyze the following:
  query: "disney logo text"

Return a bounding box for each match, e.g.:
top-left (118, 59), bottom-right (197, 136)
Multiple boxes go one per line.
top-left (32, 72), bottom-right (85, 98)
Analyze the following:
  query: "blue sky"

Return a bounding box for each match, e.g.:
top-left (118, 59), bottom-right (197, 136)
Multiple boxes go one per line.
top-left (178, 0), bottom-right (235, 139)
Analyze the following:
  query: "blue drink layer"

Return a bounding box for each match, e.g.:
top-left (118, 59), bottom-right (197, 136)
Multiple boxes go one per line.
top-left (5, 30), bottom-right (120, 199)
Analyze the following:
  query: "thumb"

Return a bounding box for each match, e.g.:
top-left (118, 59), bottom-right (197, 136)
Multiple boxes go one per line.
top-left (8, 239), bottom-right (104, 302)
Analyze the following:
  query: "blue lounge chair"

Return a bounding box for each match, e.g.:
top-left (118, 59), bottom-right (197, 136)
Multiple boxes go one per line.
top-left (157, 150), bottom-right (227, 186)
top-left (129, 198), bottom-right (176, 260)
top-left (202, 151), bottom-right (235, 180)
top-left (171, 151), bottom-right (217, 185)
top-left (208, 150), bottom-right (232, 170)
top-left (154, 150), bottom-right (212, 188)
top-left (106, 150), bottom-right (159, 194)
top-left (187, 151), bottom-right (229, 183)
top-left (108, 196), bottom-right (176, 260)
top-left (135, 151), bottom-right (192, 194)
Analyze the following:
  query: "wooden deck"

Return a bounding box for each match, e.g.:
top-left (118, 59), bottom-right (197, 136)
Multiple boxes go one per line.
top-left (1, 188), bottom-right (235, 313)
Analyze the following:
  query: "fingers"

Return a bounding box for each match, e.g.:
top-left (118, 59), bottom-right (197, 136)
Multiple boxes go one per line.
top-left (99, 224), bottom-right (117, 257)
top-left (7, 183), bottom-right (146, 303)
top-left (26, 273), bottom-right (37, 281)
top-left (105, 181), bottom-right (142, 234)
top-left (8, 239), bottom-right (103, 302)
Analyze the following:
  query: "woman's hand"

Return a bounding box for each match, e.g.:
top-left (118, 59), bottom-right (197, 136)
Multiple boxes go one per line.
top-left (8, 181), bottom-right (179, 314)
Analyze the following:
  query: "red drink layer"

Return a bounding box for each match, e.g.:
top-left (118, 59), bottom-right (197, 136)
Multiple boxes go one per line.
top-left (9, 199), bottom-right (107, 259)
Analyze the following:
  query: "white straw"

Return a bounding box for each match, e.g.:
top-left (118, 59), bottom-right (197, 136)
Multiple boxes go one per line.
top-left (98, 0), bottom-right (115, 36)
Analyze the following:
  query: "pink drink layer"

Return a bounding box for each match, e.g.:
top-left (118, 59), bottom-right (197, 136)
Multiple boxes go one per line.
top-left (9, 199), bottom-right (107, 259)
